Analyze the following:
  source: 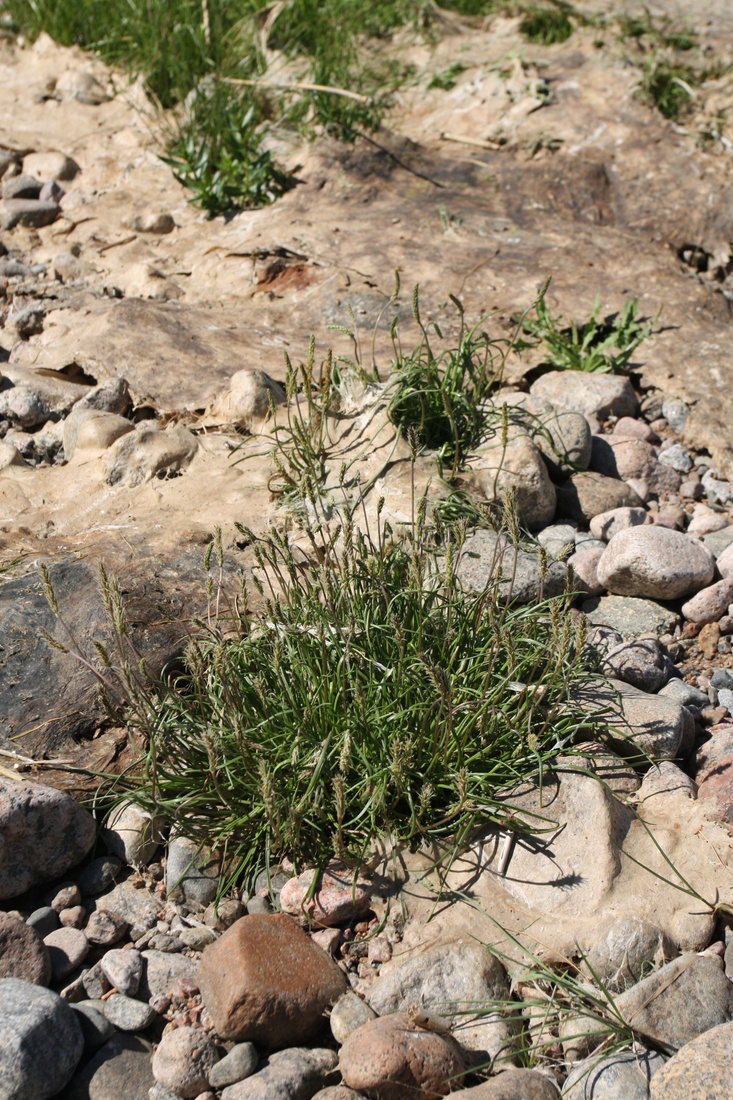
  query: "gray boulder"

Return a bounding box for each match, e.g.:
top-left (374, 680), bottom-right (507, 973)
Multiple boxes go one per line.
top-left (530, 371), bottom-right (638, 421)
top-left (615, 954), bottom-right (733, 1053)
top-left (0, 978), bottom-right (83, 1100)
top-left (0, 779), bottom-right (95, 899)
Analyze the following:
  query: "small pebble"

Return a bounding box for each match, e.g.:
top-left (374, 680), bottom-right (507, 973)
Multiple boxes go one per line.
top-left (77, 857), bottom-right (123, 897)
top-left (85, 909), bottom-right (129, 946)
top-left (83, 962), bottom-right (111, 999)
top-left (51, 884), bottom-right (82, 912)
top-left (179, 926), bottom-right (217, 950)
top-left (59, 905), bottom-right (86, 928)
top-left (658, 442), bottom-right (693, 473)
top-left (100, 947), bottom-right (143, 996)
top-left (26, 906), bottom-right (61, 938)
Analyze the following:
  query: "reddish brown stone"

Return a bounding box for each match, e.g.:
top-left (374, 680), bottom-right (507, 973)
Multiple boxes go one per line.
top-left (280, 862), bottom-right (373, 927)
top-left (198, 913), bottom-right (347, 1047)
top-left (0, 912), bottom-right (51, 985)
top-left (339, 1014), bottom-right (466, 1100)
top-left (695, 723), bottom-right (733, 824)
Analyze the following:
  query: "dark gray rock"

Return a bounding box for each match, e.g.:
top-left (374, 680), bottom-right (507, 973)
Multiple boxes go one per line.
top-left (209, 1043), bottom-right (260, 1088)
top-left (0, 977), bottom-right (84, 1100)
top-left (62, 1032), bottom-right (154, 1100)
top-left (77, 856), bottom-right (123, 897)
top-left (70, 1002), bottom-right (115, 1054)
top-left (26, 906), bottom-right (60, 938)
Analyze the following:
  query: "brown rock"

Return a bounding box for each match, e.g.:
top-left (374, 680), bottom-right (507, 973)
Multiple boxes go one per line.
top-left (52, 884), bottom-right (82, 912)
top-left (198, 913), bottom-right (347, 1047)
top-left (280, 863), bottom-right (373, 927)
top-left (450, 1070), bottom-right (560, 1098)
top-left (649, 1019), bottom-right (733, 1099)
top-left (0, 912), bottom-right (52, 985)
top-left (556, 472), bottom-right (643, 524)
top-left (698, 622), bottom-right (721, 659)
top-left (84, 909), bottom-right (128, 946)
top-left (339, 1013), bottom-right (466, 1100)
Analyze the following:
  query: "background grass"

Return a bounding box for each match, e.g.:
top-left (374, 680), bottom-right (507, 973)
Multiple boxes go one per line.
top-left (2, 0), bottom-right (580, 213)
top-left (3, 0), bottom-right (501, 211)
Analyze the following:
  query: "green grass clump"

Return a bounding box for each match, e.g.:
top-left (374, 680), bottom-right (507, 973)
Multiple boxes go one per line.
top-left (429, 62), bottom-right (465, 90)
top-left (639, 58), bottom-right (697, 120)
top-left (162, 91), bottom-right (294, 213)
top-left (119, 504), bottom-right (598, 885)
top-left (520, 280), bottom-right (655, 373)
top-left (617, 10), bottom-right (697, 53)
top-left (386, 286), bottom-right (509, 479)
top-left (519, 6), bottom-right (574, 45)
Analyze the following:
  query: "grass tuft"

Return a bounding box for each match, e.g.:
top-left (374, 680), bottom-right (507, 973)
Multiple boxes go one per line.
top-left (519, 6), bottom-right (574, 46)
top-left (114, 500), bottom-right (600, 887)
top-left (519, 280), bottom-right (655, 374)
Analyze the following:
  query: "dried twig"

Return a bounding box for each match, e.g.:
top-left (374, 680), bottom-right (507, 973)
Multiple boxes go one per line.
top-left (223, 76), bottom-right (372, 104)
